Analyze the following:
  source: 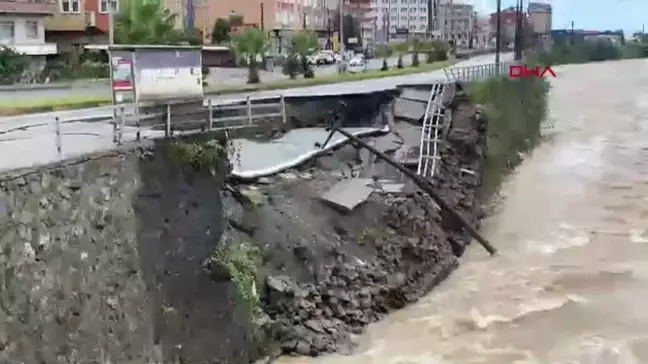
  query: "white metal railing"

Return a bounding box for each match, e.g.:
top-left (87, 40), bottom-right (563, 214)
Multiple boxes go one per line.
top-left (111, 95), bottom-right (286, 144)
top-left (416, 61), bottom-right (515, 181)
top-left (0, 95), bottom-right (287, 172)
top-left (444, 61), bottom-right (515, 83)
top-left (417, 83), bottom-right (445, 179)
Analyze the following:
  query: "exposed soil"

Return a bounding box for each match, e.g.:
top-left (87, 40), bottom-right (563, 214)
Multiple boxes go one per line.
top-left (220, 85), bottom-right (489, 360)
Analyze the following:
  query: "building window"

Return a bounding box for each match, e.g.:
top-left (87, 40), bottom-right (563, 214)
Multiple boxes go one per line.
top-left (25, 20), bottom-right (38, 38)
top-left (400, 7), bottom-right (406, 12)
top-left (0, 21), bottom-right (15, 42)
top-left (100, 0), bottom-right (119, 13)
top-left (61, 0), bottom-right (80, 13)
top-left (419, 7), bottom-right (426, 12)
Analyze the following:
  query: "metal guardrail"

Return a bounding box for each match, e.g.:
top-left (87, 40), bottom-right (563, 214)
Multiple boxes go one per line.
top-left (443, 61), bottom-right (515, 83)
top-left (0, 95), bottom-right (287, 171)
top-left (111, 95), bottom-right (287, 144)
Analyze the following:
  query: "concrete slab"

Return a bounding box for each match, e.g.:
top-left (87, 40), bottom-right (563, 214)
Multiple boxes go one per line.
top-left (399, 88), bottom-right (432, 102)
top-left (320, 178), bottom-right (375, 211)
top-left (394, 98), bottom-right (426, 121)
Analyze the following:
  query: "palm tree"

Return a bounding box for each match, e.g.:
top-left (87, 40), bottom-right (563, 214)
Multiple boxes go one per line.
top-left (233, 27), bottom-right (270, 84)
top-left (291, 30), bottom-right (317, 78)
top-left (115, 0), bottom-right (197, 44)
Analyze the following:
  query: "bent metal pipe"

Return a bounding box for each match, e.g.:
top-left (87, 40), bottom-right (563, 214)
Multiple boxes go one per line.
top-left (319, 116), bottom-right (497, 256)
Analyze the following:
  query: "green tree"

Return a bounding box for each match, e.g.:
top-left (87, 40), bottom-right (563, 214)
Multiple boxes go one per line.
top-left (375, 44), bottom-right (393, 71)
top-left (211, 18), bottom-right (231, 44)
top-left (233, 27), bottom-right (270, 84)
top-left (0, 46), bottom-right (28, 85)
top-left (291, 30), bottom-right (317, 78)
top-left (115, 0), bottom-right (198, 44)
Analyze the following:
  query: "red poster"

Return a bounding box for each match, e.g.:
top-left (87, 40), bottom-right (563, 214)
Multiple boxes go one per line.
top-left (111, 58), bottom-right (133, 91)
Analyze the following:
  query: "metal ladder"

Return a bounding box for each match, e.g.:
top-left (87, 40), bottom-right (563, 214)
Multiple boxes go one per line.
top-left (416, 83), bottom-right (446, 179)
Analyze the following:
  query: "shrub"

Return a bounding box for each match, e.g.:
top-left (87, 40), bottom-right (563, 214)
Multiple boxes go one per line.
top-left (0, 46), bottom-right (28, 85)
top-left (470, 68), bottom-right (550, 192)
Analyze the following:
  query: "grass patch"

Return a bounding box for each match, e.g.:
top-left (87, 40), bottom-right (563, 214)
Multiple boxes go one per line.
top-left (0, 60), bottom-right (454, 117)
top-left (470, 73), bottom-right (550, 194)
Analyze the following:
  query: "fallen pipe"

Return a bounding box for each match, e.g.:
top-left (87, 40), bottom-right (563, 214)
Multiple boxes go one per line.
top-left (320, 122), bottom-right (497, 256)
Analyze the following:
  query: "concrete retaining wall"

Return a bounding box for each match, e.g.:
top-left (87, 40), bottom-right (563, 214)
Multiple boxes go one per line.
top-left (0, 138), bottom-right (255, 364)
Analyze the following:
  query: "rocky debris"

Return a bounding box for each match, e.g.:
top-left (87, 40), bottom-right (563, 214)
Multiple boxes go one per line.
top-left (220, 84), bottom-right (488, 358)
top-left (247, 190), bottom-right (458, 356)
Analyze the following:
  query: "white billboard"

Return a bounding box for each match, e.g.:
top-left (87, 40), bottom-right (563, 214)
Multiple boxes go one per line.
top-left (133, 49), bottom-right (204, 102)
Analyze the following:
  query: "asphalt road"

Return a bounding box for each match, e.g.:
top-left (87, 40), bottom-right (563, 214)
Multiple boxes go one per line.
top-left (3, 54), bottom-right (416, 102)
top-left (0, 52), bottom-right (510, 172)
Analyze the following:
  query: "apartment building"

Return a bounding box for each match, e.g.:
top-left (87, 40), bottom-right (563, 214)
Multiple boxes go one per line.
top-left (369, 0), bottom-right (433, 41)
top-left (474, 16), bottom-right (491, 48)
top-left (0, 0), bottom-right (58, 72)
top-left (489, 7), bottom-right (517, 48)
top-left (527, 2), bottom-right (551, 50)
top-left (44, 0), bottom-right (118, 53)
top-left (437, 2), bottom-right (473, 46)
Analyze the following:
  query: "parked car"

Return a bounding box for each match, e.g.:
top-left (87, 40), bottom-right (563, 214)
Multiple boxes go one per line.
top-left (315, 50), bottom-right (336, 65)
top-left (347, 55), bottom-right (367, 73)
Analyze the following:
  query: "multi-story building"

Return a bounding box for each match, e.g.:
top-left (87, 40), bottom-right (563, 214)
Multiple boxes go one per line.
top-left (438, 1), bottom-right (473, 47)
top-left (474, 15), bottom-right (491, 49)
top-left (44, 0), bottom-right (118, 53)
top-left (527, 2), bottom-right (551, 50)
top-left (207, 0), bottom-right (370, 53)
top-left (369, 0), bottom-right (433, 41)
top-left (489, 7), bottom-right (517, 49)
top-left (0, 0), bottom-right (58, 71)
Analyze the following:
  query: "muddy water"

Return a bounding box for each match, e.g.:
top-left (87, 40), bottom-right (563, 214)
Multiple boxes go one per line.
top-left (277, 59), bottom-right (648, 364)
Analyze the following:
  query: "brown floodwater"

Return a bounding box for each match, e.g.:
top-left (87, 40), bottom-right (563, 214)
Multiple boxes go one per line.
top-left (276, 58), bottom-right (648, 364)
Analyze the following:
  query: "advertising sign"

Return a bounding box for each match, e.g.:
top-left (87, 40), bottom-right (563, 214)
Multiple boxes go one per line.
top-left (110, 52), bottom-right (135, 104)
top-left (133, 49), bottom-right (204, 102)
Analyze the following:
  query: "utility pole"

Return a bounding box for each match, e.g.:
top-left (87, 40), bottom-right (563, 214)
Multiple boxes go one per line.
top-left (260, 2), bottom-right (265, 29)
top-left (339, 0), bottom-right (346, 71)
top-left (108, 0), bottom-right (115, 45)
top-left (494, 0), bottom-right (501, 64)
top-left (570, 20), bottom-right (575, 45)
top-left (327, 9), bottom-right (332, 49)
top-left (513, 0), bottom-right (521, 60)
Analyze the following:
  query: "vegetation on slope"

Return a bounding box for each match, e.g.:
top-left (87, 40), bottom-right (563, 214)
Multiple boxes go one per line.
top-left (470, 67), bottom-right (550, 193)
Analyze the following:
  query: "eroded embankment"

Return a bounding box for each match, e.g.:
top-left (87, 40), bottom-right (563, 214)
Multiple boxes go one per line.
top-left (221, 84), bottom-right (490, 359)
top-left (0, 83), bottom-right (489, 364)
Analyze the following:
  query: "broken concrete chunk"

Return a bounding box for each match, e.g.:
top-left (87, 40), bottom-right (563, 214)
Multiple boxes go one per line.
top-left (320, 179), bottom-right (374, 212)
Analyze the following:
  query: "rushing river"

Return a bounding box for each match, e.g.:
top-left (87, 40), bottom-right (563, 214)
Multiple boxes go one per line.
top-left (277, 58), bottom-right (648, 363)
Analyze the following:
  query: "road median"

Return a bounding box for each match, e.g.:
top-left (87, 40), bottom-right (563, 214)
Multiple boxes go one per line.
top-left (0, 60), bottom-right (453, 117)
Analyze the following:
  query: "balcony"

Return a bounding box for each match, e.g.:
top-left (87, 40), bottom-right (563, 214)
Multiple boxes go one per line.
top-left (0, 0), bottom-right (57, 15)
top-left (45, 11), bottom-right (96, 31)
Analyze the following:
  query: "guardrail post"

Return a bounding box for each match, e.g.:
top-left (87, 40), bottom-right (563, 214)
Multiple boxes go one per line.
top-left (135, 103), bottom-right (141, 142)
top-left (112, 106), bottom-right (118, 143)
top-left (246, 96), bottom-right (252, 124)
top-left (165, 103), bottom-right (171, 138)
top-left (280, 95), bottom-right (286, 124)
top-left (54, 116), bottom-right (61, 157)
top-left (118, 106), bottom-right (125, 145)
top-left (208, 99), bottom-right (214, 130)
